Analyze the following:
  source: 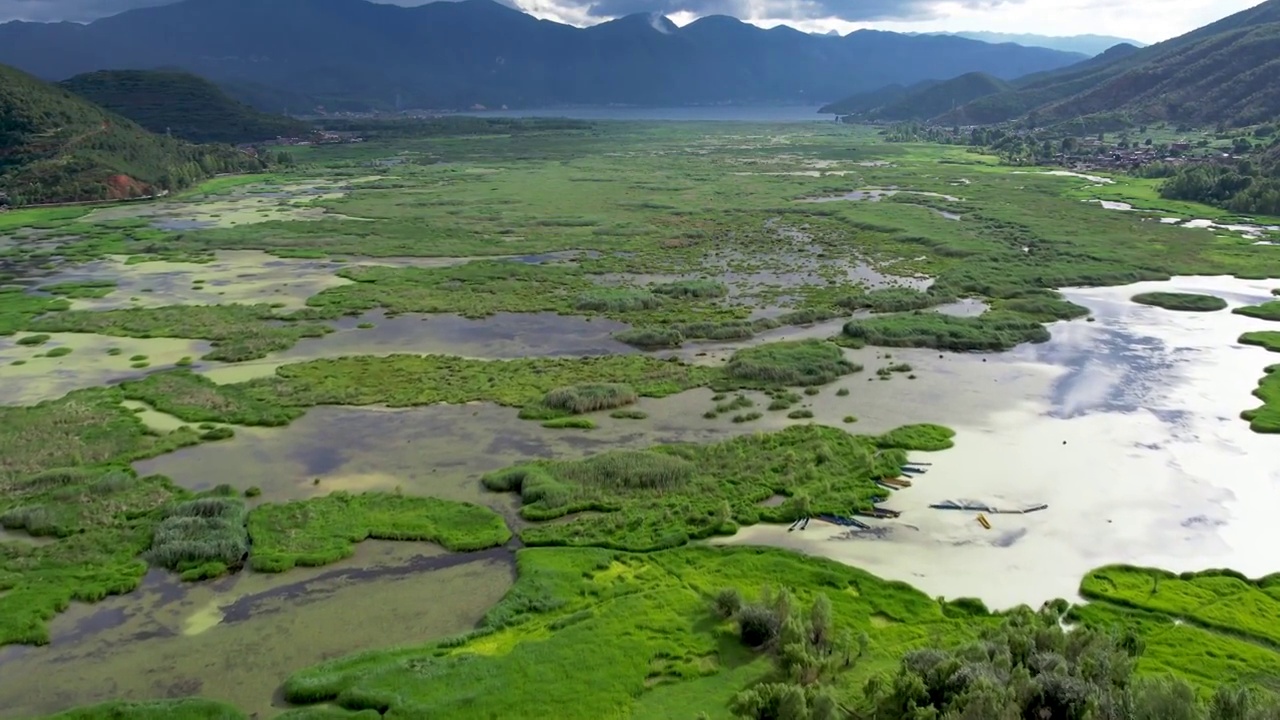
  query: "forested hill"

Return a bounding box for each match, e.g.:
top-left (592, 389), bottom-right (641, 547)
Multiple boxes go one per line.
top-left (60, 70), bottom-right (312, 144)
top-left (937, 0), bottom-right (1280, 128)
top-left (823, 73), bottom-right (1011, 120)
top-left (0, 0), bottom-right (1083, 110)
top-left (0, 63), bottom-right (264, 206)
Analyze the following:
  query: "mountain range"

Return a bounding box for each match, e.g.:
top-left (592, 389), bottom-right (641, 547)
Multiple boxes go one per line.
top-left (828, 0), bottom-right (1280, 128)
top-left (0, 0), bottom-right (1085, 111)
top-left (933, 32), bottom-right (1145, 56)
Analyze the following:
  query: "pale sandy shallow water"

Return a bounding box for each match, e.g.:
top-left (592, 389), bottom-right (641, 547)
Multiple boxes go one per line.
top-left (718, 276), bottom-right (1280, 609)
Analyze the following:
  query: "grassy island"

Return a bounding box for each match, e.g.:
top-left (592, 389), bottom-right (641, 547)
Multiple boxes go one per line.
top-left (1132, 291), bottom-right (1228, 312)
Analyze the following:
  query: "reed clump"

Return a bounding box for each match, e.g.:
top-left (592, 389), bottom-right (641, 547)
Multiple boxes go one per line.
top-left (144, 496), bottom-right (249, 581)
top-left (573, 289), bottom-right (663, 313)
top-left (725, 340), bottom-right (858, 386)
top-left (614, 327), bottom-right (684, 349)
top-left (542, 383), bottom-right (638, 414)
top-left (651, 279), bottom-right (728, 299)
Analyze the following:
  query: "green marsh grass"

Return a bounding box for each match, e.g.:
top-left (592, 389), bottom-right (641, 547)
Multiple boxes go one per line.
top-left (1133, 292), bottom-right (1229, 312)
top-left (651, 279), bottom-right (728, 298)
top-left (613, 326), bottom-right (684, 349)
top-left (723, 340), bottom-right (858, 387)
top-left (45, 347), bottom-right (71, 358)
top-left (253, 354), bottom-right (718, 413)
top-left (39, 698), bottom-right (247, 719)
top-left (843, 312), bottom-right (1050, 352)
top-left (37, 281), bottom-right (117, 299)
top-left (28, 304), bottom-right (334, 362)
top-left (609, 409), bottom-right (648, 420)
top-left (279, 545), bottom-right (994, 719)
top-left (15, 334), bottom-right (50, 346)
top-left (0, 467), bottom-right (191, 645)
top-left (1235, 301), bottom-right (1280, 322)
top-left (247, 491), bottom-right (511, 572)
top-left (0, 288), bottom-right (69, 336)
top-left (573, 288), bottom-right (663, 313)
top-left (482, 423), bottom-right (948, 551)
top-left (542, 417), bottom-right (596, 429)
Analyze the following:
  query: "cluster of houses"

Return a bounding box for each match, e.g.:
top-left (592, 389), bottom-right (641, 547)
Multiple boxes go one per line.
top-left (272, 130), bottom-right (364, 147)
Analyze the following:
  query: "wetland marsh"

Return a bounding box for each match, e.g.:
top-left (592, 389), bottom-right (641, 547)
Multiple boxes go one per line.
top-left (2, 119), bottom-right (1279, 718)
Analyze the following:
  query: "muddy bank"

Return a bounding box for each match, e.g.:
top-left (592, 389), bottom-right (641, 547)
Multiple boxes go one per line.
top-left (718, 276), bottom-right (1280, 609)
top-left (0, 541), bottom-right (513, 718)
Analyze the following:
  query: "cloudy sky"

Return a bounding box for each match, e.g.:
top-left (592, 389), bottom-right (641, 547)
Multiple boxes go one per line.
top-left (0, 0), bottom-right (1262, 43)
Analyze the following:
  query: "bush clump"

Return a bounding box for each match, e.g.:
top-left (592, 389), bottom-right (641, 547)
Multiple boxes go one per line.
top-left (16, 334), bottom-right (50, 346)
top-left (725, 340), bottom-right (859, 386)
top-left (1132, 292), bottom-right (1228, 312)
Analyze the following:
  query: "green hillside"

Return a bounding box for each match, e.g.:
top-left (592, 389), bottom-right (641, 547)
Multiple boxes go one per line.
top-left (819, 81), bottom-right (934, 115)
top-left (60, 70), bottom-right (312, 144)
top-left (939, 0), bottom-right (1280, 127)
top-left (1036, 24), bottom-right (1280, 126)
top-left (0, 63), bottom-right (264, 205)
top-left (875, 72), bottom-right (1012, 121)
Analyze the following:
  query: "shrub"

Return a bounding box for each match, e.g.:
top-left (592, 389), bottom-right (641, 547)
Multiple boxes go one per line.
top-left (610, 409), bottom-right (648, 420)
top-left (16, 334), bottom-right (50, 346)
top-left (45, 347), bottom-right (71, 358)
top-left (788, 409), bottom-right (815, 419)
top-left (713, 587), bottom-right (744, 619)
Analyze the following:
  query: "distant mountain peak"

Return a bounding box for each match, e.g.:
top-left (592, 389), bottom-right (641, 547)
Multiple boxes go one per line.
top-left (644, 12), bottom-right (678, 34)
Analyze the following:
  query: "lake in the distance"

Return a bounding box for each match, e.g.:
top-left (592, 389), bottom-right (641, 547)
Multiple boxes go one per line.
top-left (456, 105), bottom-right (838, 122)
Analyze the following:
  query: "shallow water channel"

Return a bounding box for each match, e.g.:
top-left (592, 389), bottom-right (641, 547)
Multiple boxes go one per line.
top-left (0, 541), bottom-right (514, 717)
